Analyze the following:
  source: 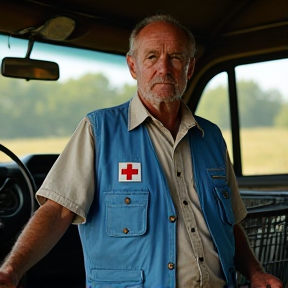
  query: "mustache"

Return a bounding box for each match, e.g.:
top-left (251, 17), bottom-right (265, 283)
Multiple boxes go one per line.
top-left (150, 75), bottom-right (177, 86)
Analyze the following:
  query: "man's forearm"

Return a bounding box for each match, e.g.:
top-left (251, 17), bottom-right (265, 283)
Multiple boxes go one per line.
top-left (1, 199), bottom-right (75, 282)
top-left (234, 222), bottom-right (264, 279)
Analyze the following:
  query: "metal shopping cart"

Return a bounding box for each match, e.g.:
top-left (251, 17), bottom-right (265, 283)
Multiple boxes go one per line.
top-left (239, 191), bottom-right (288, 287)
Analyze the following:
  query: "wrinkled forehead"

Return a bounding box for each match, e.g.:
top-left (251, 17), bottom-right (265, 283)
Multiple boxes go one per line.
top-left (135, 21), bottom-right (189, 56)
top-left (138, 21), bottom-right (187, 42)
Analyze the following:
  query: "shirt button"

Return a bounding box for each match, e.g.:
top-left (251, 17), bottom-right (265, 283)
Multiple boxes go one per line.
top-left (177, 171), bottom-right (181, 177)
top-left (125, 197), bottom-right (131, 204)
top-left (191, 227), bottom-right (196, 232)
top-left (199, 257), bottom-right (204, 262)
top-left (183, 200), bottom-right (188, 205)
top-left (169, 216), bottom-right (177, 223)
top-left (167, 262), bottom-right (175, 270)
top-left (123, 228), bottom-right (129, 234)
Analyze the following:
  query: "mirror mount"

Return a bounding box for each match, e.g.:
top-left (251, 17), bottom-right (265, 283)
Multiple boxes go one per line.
top-left (25, 38), bottom-right (35, 59)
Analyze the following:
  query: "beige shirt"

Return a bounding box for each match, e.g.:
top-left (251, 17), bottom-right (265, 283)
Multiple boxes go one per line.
top-left (36, 95), bottom-right (247, 288)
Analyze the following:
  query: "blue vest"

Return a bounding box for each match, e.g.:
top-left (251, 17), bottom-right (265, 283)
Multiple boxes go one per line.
top-left (79, 101), bottom-right (236, 288)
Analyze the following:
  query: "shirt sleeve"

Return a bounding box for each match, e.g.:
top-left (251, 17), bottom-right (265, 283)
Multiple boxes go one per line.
top-left (225, 150), bottom-right (247, 223)
top-left (36, 116), bottom-right (95, 224)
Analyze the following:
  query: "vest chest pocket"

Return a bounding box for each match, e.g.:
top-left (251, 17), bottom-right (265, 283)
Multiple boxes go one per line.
top-left (207, 168), bottom-right (235, 226)
top-left (105, 191), bottom-right (149, 237)
top-left (214, 186), bottom-right (235, 226)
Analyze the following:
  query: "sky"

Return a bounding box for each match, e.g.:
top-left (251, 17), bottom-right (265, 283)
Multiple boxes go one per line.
top-left (209, 59), bottom-right (288, 100)
top-left (0, 35), bottom-right (287, 100)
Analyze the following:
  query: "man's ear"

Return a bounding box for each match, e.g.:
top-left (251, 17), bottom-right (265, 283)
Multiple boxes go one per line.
top-left (187, 57), bottom-right (195, 80)
top-left (126, 55), bottom-right (137, 79)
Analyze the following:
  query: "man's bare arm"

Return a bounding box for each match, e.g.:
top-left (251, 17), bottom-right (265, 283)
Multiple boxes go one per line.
top-left (234, 223), bottom-right (283, 288)
top-left (0, 199), bottom-right (75, 288)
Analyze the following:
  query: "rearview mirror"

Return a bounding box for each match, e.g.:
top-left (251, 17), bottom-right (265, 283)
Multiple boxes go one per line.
top-left (1, 57), bottom-right (59, 81)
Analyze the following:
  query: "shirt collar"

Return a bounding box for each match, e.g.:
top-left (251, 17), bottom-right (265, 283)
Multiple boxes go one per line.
top-left (128, 93), bottom-right (150, 131)
top-left (128, 93), bottom-right (204, 137)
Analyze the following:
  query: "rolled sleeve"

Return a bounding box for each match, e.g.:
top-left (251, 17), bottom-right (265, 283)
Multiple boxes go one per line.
top-left (36, 117), bottom-right (95, 224)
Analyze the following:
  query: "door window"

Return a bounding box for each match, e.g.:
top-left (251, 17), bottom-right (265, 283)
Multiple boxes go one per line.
top-left (235, 59), bottom-right (288, 175)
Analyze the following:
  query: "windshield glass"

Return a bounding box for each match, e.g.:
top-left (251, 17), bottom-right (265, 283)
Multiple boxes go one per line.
top-left (0, 35), bottom-right (136, 161)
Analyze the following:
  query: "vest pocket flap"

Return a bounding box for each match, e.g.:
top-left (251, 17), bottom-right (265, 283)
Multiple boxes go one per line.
top-left (214, 187), bottom-right (235, 226)
top-left (105, 191), bottom-right (149, 237)
top-left (207, 167), bottom-right (227, 185)
top-left (90, 269), bottom-right (143, 286)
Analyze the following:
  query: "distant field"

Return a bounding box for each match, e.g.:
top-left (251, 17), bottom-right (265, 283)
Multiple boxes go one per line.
top-left (1, 127), bottom-right (287, 175)
top-left (0, 137), bottom-right (69, 162)
top-left (222, 127), bottom-right (288, 175)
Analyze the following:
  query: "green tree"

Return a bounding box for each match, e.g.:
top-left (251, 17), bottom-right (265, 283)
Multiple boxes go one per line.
top-left (196, 80), bottom-right (283, 130)
top-left (116, 83), bottom-right (137, 104)
top-left (0, 73), bottom-right (135, 139)
top-left (237, 81), bottom-right (282, 128)
top-left (196, 85), bottom-right (230, 130)
top-left (274, 103), bottom-right (288, 127)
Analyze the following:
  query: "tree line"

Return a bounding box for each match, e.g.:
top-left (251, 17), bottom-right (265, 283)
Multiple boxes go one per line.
top-left (0, 73), bottom-right (136, 139)
top-left (196, 80), bottom-right (288, 130)
top-left (0, 73), bottom-right (287, 139)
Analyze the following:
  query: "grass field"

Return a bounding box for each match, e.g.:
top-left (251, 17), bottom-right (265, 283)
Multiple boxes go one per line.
top-left (1, 127), bottom-right (287, 175)
top-left (222, 127), bottom-right (288, 175)
top-left (0, 137), bottom-right (69, 161)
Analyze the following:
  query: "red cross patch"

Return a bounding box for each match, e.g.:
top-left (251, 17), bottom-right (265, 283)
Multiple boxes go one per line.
top-left (119, 162), bottom-right (141, 182)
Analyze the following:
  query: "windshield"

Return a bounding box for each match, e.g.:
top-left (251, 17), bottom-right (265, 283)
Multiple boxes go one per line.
top-left (0, 35), bottom-right (137, 161)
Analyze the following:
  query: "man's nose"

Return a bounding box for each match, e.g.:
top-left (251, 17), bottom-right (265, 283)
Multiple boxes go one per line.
top-left (157, 55), bottom-right (172, 74)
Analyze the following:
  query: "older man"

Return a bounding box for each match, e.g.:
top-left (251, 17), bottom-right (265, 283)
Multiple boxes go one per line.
top-left (0, 14), bottom-right (283, 288)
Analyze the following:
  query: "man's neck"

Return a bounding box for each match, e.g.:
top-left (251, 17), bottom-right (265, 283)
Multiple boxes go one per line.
top-left (139, 95), bottom-right (181, 139)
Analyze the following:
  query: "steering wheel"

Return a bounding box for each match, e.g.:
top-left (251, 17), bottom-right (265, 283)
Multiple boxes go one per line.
top-left (0, 144), bottom-right (36, 249)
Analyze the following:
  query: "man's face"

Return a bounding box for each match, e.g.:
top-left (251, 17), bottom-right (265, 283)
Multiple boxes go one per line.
top-left (127, 21), bottom-right (195, 105)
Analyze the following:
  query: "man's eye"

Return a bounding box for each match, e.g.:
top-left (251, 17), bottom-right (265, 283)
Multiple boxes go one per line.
top-left (147, 55), bottom-right (155, 59)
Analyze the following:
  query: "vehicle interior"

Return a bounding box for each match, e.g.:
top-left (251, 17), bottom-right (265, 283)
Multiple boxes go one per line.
top-left (0, 0), bottom-right (287, 287)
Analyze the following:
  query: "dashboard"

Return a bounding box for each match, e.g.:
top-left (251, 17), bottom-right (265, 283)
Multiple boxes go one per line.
top-left (0, 153), bottom-right (85, 288)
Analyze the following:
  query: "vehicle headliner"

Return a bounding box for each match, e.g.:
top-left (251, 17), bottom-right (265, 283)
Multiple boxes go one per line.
top-left (1, 0), bottom-right (287, 54)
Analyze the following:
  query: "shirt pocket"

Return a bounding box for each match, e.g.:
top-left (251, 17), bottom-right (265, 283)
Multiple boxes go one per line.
top-left (207, 168), bottom-right (235, 226)
top-left (105, 191), bottom-right (149, 237)
top-left (89, 269), bottom-right (144, 288)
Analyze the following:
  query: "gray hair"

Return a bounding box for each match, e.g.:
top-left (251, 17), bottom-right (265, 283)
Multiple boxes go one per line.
top-left (127, 14), bottom-right (196, 58)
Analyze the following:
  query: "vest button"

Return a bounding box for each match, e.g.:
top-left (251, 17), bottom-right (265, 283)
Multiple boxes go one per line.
top-left (123, 228), bottom-right (129, 234)
top-left (169, 216), bottom-right (176, 223)
top-left (222, 190), bottom-right (229, 199)
top-left (125, 197), bottom-right (131, 204)
top-left (199, 257), bottom-right (204, 262)
top-left (167, 262), bottom-right (175, 270)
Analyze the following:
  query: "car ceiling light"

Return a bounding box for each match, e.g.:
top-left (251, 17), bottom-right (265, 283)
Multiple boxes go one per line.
top-left (18, 16), bottom-right (76, 41)
top-left (40, 16), bottom-right (76, 41)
